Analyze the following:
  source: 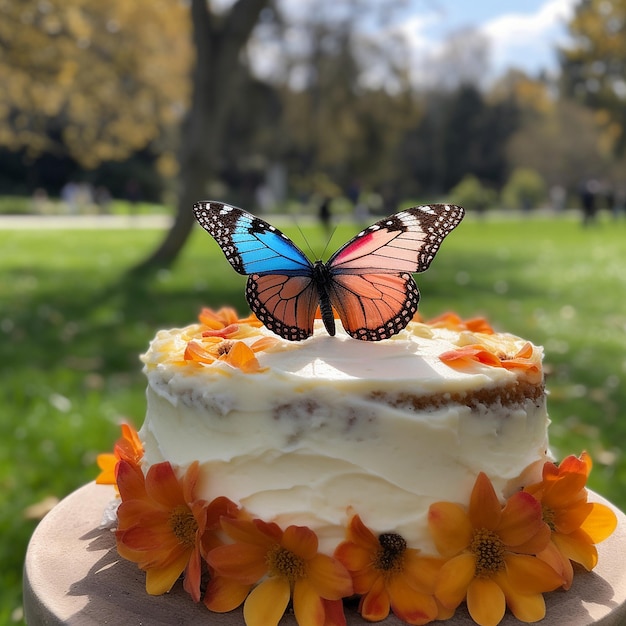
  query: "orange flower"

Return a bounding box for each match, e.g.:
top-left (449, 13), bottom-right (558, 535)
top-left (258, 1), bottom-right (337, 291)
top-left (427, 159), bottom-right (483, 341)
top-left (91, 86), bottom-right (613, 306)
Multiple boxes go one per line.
top-left (184, 336), bottom-right (277, 373)
top-left (115, 460), bottom-right (239, 602)
top-left (428, 472), bottom-right (564, 626)
top-left (96, 423), bottom-right (143, 486)
top-left (524, 453), bottom-right (617, 589)
top-left (426, 312), bottom-right (494, 334)
top-left (439, 342), bottom-right (541, 384)
top-left (205, 517), bottom-right (353, 626)
top-left (334, 515), bottom-right (445, 625)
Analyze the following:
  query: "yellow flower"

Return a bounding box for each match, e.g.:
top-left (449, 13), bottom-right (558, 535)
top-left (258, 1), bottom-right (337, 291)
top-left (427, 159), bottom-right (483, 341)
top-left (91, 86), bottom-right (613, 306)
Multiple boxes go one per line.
top-left (205, 517), bottom-right (353, 626)
top-left (428, 472), bottom-right (564, 626)
top-left (334, 514), bottom-right (446, 624)
top-left (524, 453), bottom-right (617, 589)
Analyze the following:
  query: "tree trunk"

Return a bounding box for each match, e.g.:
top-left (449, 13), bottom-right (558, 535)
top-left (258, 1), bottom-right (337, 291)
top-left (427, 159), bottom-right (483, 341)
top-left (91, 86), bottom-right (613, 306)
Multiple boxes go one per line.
top-left (135, 0), bottom-right (269, 271)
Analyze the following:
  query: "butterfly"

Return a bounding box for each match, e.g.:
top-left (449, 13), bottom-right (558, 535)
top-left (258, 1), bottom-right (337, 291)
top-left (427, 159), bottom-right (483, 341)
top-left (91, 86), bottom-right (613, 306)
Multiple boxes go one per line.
top-left (193, 201), bottom-right (464, 342)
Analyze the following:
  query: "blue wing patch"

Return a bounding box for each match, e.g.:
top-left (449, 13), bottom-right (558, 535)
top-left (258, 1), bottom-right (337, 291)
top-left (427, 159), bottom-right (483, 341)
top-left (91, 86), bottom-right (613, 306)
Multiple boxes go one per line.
top-left (193, 202), bottom-right (312, 275)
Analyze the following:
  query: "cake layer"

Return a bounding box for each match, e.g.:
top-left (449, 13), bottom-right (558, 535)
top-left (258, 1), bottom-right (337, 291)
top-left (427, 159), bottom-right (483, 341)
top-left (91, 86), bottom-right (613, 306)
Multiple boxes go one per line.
top-left (139, 315), bottom-right (550, 554)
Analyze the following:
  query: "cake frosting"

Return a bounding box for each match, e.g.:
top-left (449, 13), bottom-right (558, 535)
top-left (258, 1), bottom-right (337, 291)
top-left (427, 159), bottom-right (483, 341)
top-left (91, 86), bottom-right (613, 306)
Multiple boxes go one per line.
top-left (98, 307), bottom-right (618, 626)
top-left (139, 311), bottom-right (549, 555)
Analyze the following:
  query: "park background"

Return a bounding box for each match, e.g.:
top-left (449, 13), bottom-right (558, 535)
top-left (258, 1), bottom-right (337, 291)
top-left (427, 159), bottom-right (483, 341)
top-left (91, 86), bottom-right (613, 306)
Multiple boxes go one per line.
top-left (1, 0), bottom-right (626, 623)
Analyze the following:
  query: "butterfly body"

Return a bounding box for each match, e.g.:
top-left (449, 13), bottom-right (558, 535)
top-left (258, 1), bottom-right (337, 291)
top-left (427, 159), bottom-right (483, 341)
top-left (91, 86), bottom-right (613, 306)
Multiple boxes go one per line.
top-left (194, 201), bottom-right (464, 342)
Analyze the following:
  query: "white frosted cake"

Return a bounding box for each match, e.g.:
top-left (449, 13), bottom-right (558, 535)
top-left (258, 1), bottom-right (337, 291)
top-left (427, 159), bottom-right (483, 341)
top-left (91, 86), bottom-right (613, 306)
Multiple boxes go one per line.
top-left (139, 310), bottom-right (548, 554)
top-left (102, 307), bottom-right (617, 626)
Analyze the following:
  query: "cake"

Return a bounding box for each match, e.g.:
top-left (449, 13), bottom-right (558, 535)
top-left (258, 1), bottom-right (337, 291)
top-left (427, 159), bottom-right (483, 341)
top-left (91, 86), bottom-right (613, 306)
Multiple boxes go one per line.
top-left (98, 307), bottom-right (618, 626)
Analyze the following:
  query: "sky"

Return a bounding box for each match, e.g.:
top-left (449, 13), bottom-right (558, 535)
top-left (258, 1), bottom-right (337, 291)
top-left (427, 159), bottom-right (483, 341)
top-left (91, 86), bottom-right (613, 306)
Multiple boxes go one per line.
top-left (223, 0), bottom-right (582, 88)
top-left (388, 0), bottom-right (580, 80)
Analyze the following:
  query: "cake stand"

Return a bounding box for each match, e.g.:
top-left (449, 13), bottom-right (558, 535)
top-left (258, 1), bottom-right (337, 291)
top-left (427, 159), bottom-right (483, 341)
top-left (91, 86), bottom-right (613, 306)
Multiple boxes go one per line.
top-left (23, 482), bottom-right (626, 625)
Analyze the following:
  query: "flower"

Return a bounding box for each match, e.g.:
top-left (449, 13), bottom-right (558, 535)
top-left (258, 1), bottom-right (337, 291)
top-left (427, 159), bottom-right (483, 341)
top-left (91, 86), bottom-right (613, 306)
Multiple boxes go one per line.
top-left (184, 336), bottom-right (277, 373)
top-left (96, 423), bottom-right (143, 486)
top-left (523, 453), bottom-right (618, 589)
top-left (115, 459), bottom-right (239, 602)
top-left (334, 514), bottom-right (445, 625)
top-left (205, 517), bottom-right (353, 626)
top-left (428, 472), bottom-right (564, 626)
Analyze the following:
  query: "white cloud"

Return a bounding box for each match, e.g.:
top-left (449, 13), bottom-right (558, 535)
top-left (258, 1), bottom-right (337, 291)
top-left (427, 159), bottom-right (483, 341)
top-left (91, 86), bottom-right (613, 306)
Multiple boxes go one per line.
top-left (479, 0), bottom-right (579, 74)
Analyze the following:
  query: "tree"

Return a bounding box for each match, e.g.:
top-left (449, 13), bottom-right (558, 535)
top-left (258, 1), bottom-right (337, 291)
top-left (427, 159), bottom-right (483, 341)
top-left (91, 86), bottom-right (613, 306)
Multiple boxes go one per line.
top-left (139, 0), bottom-right (271, 269)
top-left (560, 0), bottom-right (626, 154)
top-left (0, 1), bottom-right (191, 168)
top-left (507, 99), bottom-right (610, 190)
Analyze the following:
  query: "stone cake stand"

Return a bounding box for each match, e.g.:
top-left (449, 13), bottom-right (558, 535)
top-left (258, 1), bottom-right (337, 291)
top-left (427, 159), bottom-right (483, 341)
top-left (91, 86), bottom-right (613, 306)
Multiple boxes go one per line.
top-left (23, 482), bottom-right (626, 626)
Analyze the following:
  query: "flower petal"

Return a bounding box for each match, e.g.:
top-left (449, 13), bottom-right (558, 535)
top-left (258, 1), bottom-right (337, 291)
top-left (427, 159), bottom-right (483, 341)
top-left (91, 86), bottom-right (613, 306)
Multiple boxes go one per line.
top-left (243, 577), bottom-right (291, 626)
top-left (581, 502), bottom-right (618, 543)
top-left (345, 514), bottom-right (380, 552)
top-left (435, 553), bottom-right (476, 608)
top-left (145, 549), bottom-right (190, 595)
top-left (145, 462), bottom-right (186, 508)
top-left (293, 579), bottom-right (325, 626)
top-left (307, 554), bottom-right (353, 599)
top-left (498, 491), bottom-right (548, 550)
top-left (182, 545), bottom-right (202, 602)
top-left (428, 502), bottom-right (473, 556)
top-left (469, 473), bottom-right (502, 530)
top-left (553, 530), bottom-right (598, 570)
top-left (496, 572), bottom-right (548, 624)
top-left (334, 542), bottom-right (372, 572)
top-left (204, 575), bottom-right (251, 612)
top-left (283, 525), bottom-right (318, 560)
top-left (466, 577), bottom-right (505, 626)
top-left (207, 543), bottom-right (269, 583)
top-left (359, 574), bottom-right (390, 621)
top-left (536, 541), bottom-right (573, 590)
top-left (387, 574), bottom-right (438, 625)
top-left (504, 553), bottom-right (564, 593)
top-left (322, 599), bottom-right (347, 626)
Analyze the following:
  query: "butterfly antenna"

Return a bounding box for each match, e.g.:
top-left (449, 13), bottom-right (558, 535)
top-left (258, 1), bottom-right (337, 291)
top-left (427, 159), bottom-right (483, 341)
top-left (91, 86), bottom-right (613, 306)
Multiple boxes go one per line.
top-left (319, 225), bottom-right (338, 261)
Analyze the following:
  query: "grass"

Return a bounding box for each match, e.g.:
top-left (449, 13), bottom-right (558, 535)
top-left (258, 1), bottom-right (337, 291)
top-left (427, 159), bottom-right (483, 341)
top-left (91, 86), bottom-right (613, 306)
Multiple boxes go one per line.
top-left (1, 210), bottom-right (625, 623)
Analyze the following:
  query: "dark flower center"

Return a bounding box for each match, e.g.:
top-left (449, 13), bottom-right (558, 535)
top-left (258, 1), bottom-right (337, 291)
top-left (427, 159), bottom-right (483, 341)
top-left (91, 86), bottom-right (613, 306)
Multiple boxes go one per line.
top-left (374, 532), bottom-right (407, 573)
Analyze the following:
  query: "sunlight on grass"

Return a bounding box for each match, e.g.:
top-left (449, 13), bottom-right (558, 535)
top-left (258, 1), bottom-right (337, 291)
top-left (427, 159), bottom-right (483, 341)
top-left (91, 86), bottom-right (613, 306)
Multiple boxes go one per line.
top-left (1, 212), bottom-right (625, 622)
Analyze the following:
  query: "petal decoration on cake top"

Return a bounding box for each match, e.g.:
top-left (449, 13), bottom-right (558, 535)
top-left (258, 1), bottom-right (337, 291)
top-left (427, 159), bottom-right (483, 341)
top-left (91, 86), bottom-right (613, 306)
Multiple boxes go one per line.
top-left (439, 342), bottom-right (542, 384)
top-left (184, 336), bottom-right (278, 373)
top-left (425, 312), bottom-right (495, 335)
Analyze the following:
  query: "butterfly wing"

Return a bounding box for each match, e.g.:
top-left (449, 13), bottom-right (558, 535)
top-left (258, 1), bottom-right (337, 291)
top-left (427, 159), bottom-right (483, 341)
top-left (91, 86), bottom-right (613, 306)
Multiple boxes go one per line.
top-left (193, 201), bottom-right (313, 275)
top-left (246, 274), bottom-right (319, 341)
top-left (327, 272), bottom-right (420, 341)
top-left (326, 204), bottom-right (464, 340)
top-left (193, 201), bottom-right (318, 341)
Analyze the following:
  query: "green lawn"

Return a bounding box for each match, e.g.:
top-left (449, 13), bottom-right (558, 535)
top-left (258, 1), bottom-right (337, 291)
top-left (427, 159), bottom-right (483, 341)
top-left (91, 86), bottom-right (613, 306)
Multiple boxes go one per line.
top-left (1, 211), bottom-right (625, 623)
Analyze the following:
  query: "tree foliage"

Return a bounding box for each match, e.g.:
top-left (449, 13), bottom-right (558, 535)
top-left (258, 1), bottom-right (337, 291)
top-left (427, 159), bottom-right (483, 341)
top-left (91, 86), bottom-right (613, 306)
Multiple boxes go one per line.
top-left (0, 0), bottom-right (191, 168)
top-left (560, 0), bottom-right (626, 154)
